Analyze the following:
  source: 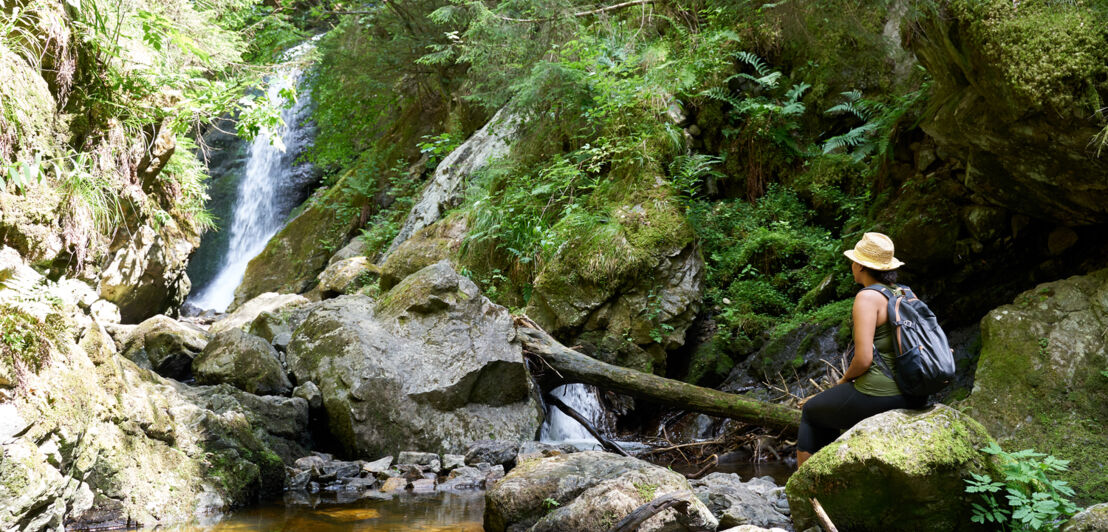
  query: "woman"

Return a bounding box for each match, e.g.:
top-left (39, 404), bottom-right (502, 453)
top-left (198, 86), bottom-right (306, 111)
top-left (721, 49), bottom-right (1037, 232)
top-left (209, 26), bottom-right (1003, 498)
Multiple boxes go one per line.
top-left (796, 232), bottom-right (923, 467)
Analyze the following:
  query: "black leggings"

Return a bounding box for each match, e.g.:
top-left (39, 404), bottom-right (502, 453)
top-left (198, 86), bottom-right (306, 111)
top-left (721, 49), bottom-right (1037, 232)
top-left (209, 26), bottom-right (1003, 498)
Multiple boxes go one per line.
top-left (797, 383), bottom-right (921, 454)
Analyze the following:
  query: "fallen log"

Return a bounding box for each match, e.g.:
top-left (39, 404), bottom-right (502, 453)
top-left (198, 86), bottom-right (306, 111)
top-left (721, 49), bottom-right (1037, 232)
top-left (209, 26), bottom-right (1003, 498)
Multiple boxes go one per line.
top-left (515, 317), bottom-right (801, 435)
top-left (545, 393), bottom-right (631, 457)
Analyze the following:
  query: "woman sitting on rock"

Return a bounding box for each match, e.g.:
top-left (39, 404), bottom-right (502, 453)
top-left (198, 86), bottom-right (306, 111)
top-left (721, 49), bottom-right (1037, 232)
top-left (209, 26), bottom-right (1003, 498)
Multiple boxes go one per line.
top-left (796, 232), bottom-right (924, 467)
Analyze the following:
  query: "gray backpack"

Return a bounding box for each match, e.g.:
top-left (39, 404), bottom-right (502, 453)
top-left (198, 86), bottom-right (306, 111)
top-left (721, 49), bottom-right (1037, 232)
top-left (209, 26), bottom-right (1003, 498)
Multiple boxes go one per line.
top-left (863, 284), bottom-right (956, 398)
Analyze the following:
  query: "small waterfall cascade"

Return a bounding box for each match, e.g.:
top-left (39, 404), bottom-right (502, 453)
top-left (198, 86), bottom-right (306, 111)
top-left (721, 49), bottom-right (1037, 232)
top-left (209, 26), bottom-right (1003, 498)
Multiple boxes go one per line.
top-left (540, 384), bottom-right (606, 446)
top-left (188, 40), bottom-right (318, 312)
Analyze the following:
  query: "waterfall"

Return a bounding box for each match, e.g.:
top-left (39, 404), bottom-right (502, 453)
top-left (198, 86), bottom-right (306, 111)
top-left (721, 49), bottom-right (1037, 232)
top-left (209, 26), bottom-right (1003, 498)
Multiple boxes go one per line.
top-left (187, 40), bottom-right (319, 312)
top-left (540, 384), bottom-right (605, 446)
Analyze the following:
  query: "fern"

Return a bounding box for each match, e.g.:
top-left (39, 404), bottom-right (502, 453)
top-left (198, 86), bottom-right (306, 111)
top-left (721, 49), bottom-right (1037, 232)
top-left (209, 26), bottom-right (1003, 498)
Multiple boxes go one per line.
top-left (821, 87), bottom-right (926, 163)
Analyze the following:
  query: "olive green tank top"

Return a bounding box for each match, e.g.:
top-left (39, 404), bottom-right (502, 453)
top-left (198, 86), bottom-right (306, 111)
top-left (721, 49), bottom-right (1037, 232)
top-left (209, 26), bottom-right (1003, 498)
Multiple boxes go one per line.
top-left (853, 285), bottom-right (901, 397)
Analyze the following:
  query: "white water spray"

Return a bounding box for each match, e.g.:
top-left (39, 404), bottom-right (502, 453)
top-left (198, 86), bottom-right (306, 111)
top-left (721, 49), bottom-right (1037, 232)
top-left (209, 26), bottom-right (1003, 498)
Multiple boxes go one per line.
top-left (189, 41), bottom-right (317, 312)
top-left (540, 384), bottom-right (606, 447)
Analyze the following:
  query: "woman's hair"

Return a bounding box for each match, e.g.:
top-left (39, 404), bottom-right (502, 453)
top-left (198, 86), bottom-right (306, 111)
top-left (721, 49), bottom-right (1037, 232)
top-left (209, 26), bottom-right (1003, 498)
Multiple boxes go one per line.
top-left (860, 265), bottom-right (898, 285)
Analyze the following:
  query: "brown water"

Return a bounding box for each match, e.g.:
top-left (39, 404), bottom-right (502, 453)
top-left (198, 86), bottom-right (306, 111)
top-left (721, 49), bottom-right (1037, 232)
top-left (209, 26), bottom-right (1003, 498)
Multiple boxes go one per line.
top-left (156, 463), bottom-right (792, 531)
top-left (162, 492), bottom-right (484, 532)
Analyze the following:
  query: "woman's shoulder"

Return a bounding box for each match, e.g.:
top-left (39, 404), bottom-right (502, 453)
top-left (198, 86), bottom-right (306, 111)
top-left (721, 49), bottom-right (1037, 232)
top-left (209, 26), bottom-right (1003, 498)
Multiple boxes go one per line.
top-left (854, 287), bottom-right (888, 306)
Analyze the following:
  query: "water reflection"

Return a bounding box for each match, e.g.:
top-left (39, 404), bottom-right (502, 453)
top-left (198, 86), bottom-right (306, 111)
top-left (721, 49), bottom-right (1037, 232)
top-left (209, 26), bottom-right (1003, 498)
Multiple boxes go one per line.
top-left (163, 492), bottom-right (484, 532)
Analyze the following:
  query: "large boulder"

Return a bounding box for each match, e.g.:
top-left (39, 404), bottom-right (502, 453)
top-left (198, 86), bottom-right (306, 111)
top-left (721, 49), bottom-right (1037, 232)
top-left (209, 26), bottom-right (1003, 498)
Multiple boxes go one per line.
top-left (906, 1), bottom-right (1108, 226)
top-left (961, 269), bottom-right (1108, 503)
top-left (286, 261), bottom-right (541, 458)
top-left (192, 329), bottom-right (292, 396)
top-left (484, 451), bottom-right (718, 532)
top-left (379, 214), bottom-right (467, 291)
top-left (120, 315), bottom-right (211, 380)
top-left (785, 405), bottom-right (1002, 532)
top-left (525, 231), bottom-right (704, 373)
top-left (0, 311), bottom-right (286, 530)
top-left (384, 108), bottom-right (520, 258)
top-left (180, 383), bottom-right (309, 464)
top-left (210, 292), bottom-right (309, 335)
top-left (98, 224), bottom-right (197, 323)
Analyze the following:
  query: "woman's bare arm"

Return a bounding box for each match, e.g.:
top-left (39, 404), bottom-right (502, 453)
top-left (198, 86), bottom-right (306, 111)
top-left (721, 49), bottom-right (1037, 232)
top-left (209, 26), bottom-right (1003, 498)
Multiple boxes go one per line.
top-left (838, 290), bottom-right (885, 384)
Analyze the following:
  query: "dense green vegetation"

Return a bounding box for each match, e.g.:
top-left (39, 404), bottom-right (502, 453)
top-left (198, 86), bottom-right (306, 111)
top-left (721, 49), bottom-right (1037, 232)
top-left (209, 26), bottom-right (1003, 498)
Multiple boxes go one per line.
top-left (304, 0), bottom-right (937, 383)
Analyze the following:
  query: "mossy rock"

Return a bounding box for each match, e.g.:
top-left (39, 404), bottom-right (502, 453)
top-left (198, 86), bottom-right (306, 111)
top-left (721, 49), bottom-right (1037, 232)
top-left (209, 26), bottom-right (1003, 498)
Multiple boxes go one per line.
top-left (905, 0), bottom-right (1108, 226)
top-left (379, 214), bottom-right (467, 291)
top-left (785, 405), bottom-right (1001, 532)
top-left (961, 268), bottom-right (1108, 504)
top-left (233, 170), bottom-right (363, 307)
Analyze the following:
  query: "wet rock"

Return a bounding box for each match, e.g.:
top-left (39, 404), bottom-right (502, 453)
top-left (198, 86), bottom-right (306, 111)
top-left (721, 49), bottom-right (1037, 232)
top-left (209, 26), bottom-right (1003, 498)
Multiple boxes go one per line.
top-left (182, 384), bottom-right (309, 464)
top-left (437, 466), bottom-right (486, 491)
top-left (785, 405), bottom-right (1001, 532)
top-left (411, 478), bottom-right (436, 493)
top-left (1063, 502), bottom-right (1108, 532)
top-left (398, 451), bottom-right (440, 466)
top-left (380, 477), bottom-right (407, 493)
top-left (318, 256), bottom-right (378, 295)
top-left (286, 262), bottom-right (541, 458)
top-left (1047, 226), bottom-right (1079, 256)
top-left (962, 269), bottom-right (1108, 503)
top-left (363, 456), bottom-right (394, 475)
top-left (192, 329), bottom-right (291, 396)
top-left (211, 292), bottom-right (309, 334)
top-left (286, 470), bottom-right (311, 491)
top-left (120, 315), bottom-right (211, 379)
top-left (464, 440), bottom-right (520, 469)
top-left (485, 451), bottom-right (717, 532)
top-left (442, 454), bottom-right (465, 472)
top-left (690, 473), bottom-right (790, 529)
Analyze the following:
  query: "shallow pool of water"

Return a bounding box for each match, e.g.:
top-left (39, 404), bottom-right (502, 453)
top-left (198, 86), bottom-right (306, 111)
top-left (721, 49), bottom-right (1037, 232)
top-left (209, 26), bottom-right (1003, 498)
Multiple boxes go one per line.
top-left (162, 492), bottom-right (484, 532)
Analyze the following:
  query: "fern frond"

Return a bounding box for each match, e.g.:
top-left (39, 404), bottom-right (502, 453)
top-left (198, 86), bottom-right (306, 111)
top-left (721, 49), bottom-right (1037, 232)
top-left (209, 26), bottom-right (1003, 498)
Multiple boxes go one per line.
top-left (735, 51), bottom-right (771, 77)
top-left (785, 82), bottom-right (810, 103)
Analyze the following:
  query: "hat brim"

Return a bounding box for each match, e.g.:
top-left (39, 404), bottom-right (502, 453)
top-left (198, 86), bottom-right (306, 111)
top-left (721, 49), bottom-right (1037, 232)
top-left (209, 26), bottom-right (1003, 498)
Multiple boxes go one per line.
top-left (844, 250), bottom-right (904, 271)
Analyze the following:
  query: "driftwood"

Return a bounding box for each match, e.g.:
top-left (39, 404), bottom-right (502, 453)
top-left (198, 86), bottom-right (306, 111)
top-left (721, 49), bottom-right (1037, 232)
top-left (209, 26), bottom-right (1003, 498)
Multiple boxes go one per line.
top-left (607, 491), bottom-right (713, 532)
top-left (516, 317), bottom-right (801, 434)
top-left (811, 497), bottom-right (839, 532)
top-left (545, 393), bottom-right (631, 457)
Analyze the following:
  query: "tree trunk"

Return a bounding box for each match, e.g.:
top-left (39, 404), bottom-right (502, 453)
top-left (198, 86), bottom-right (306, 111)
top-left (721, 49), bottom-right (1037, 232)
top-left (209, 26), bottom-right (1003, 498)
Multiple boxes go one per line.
top-left (516, 319), bottom-right (801, 435)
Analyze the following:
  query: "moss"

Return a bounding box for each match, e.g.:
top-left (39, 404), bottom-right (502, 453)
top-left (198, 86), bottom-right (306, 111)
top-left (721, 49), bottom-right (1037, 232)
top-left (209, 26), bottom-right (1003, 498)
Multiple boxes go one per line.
top-left (786, 406), bottom-right (1001, 531)
top-left (945, 0), bottom-right (1108, 113)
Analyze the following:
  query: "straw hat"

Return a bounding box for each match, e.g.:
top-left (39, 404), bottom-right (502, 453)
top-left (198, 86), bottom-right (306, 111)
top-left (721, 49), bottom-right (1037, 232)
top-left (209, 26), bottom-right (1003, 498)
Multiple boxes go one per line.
top-left (843, 232), bottom-right (904, 271)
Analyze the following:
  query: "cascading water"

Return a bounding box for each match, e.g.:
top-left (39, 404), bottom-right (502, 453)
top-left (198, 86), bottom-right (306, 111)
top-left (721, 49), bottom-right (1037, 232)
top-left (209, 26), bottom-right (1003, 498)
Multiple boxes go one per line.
top-left (188, 40), bottom-right (320, 312)
top-left (540, 383), bottom-right (606, 447)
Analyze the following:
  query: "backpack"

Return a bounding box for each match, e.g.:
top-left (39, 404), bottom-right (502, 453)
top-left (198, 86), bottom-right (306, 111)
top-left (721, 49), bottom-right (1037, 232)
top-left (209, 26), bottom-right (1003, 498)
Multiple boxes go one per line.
top-left (862, 284), bottom-right (956, 398)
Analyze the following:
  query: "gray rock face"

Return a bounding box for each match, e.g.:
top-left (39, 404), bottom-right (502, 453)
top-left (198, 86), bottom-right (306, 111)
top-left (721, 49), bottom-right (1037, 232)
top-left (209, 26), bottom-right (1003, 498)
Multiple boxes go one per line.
top-left (98, 224), bottom-right (196, 323)
top-left (384, 108), bottom-right (520, 258)
top-left (287, 261), bottom-right (541, 458)
top-left (484, 451), bottom-right (718, 532)
top-left (180, 383), bottom-right (309, 464)
top-left (0, 321), bottom-right (287, 530)
top-left (120, 315), bottom-right (211, 380)
top-left (691, 473), bottom-right (790, 529)
top-left (962, 269), bottom-right (1108, 504)
top-left (1063, 503), bottom-right (1108, 532)
top-left (211, 292), bottom-right (309, 334)
top-left (785, 405), bottom-right (1002, 532)
top-left (192, 329), bottom-right (292, 396)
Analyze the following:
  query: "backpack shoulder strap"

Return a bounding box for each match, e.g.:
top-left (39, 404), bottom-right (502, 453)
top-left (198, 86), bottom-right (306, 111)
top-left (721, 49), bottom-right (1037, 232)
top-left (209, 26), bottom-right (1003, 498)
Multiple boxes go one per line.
top-left (862, 284), bottom-right (896, 300)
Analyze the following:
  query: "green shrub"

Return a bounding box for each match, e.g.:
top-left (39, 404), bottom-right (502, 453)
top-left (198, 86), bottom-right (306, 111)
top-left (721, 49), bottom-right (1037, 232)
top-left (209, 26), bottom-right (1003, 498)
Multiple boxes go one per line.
top-left (964, 442), bottom-right (1081, 531)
